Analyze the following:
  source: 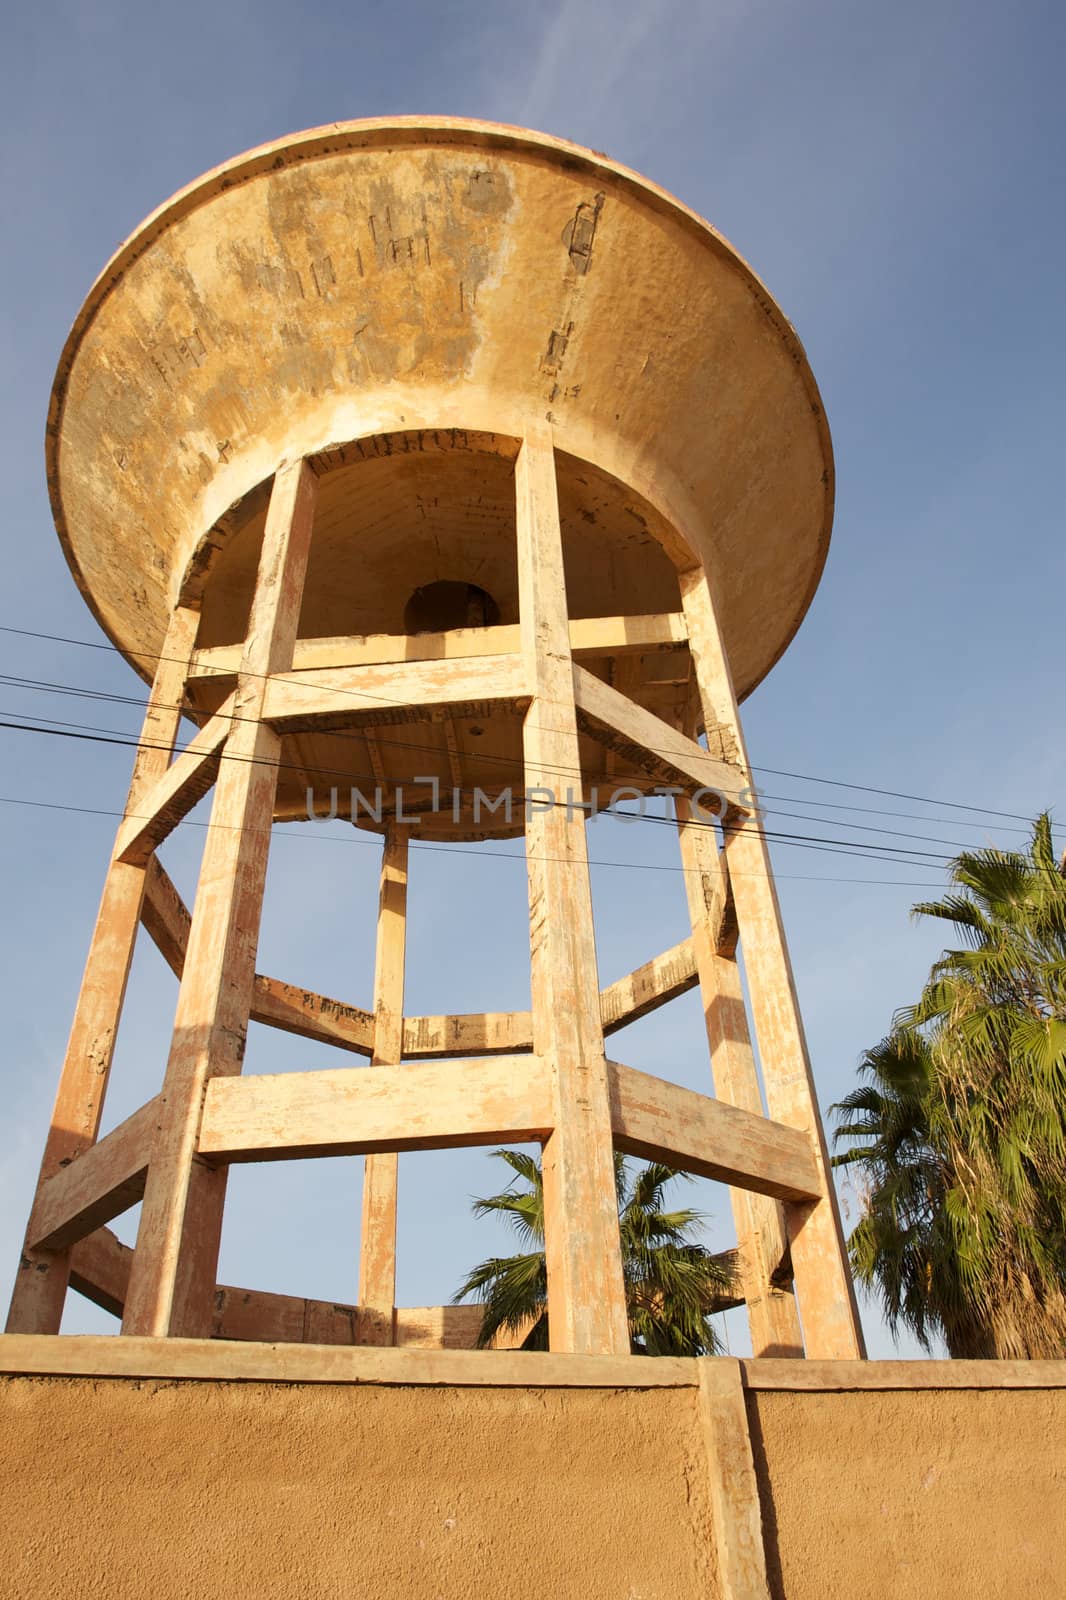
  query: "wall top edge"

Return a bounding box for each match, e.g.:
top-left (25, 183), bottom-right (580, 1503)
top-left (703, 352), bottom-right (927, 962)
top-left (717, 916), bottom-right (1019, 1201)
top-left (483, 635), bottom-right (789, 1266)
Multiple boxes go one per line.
top-left (0, 1337), bottom-right (1062, 1392)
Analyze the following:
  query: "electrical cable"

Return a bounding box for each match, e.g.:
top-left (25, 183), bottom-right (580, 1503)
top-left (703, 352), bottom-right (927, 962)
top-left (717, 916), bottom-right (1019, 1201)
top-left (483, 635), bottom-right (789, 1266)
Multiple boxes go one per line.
top-left (0, 700), bottom-right (990, 855)
top-left (0, 621), bottom-right (1045, 826)
top-left (0, 792), bottom-right (951, 889)
top-left (0, 714), bottom-right (971, 871)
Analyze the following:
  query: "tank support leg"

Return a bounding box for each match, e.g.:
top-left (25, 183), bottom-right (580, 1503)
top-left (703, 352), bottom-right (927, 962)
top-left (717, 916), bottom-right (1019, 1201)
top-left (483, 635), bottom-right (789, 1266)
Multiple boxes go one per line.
top-left (122, 461), bottom-right (317, 1337)
top-left (517, 424), bottom-right (630, 1357)
top-left (679, 565), bottom-right (865, 1360)
top-left (6, 605), bottom-right (199, 1334)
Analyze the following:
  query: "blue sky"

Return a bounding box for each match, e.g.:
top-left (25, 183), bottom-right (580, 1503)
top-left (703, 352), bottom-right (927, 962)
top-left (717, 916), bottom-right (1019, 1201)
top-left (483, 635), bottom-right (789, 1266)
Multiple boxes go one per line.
top-left (1, 0), bottom-right (1063, 1358)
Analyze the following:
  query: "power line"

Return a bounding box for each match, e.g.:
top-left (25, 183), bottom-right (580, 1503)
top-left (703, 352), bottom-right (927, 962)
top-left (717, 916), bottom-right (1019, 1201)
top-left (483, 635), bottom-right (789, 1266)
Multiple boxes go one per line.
top-left (0, 667), bottom-right (734, 797)
top-left (0, 620), bottom-right (1048, 828)
top-left (749, 763), bottom-right (1034, 823)
top-left (0, 793), bottom-right (949, 889)
top-left (0, 712), bottom-right (969, 871)
top-left (0, 698), bottom-right (989, 859)
top-left (750, 789), bottom-right (1036, 838)
top-left (4, 668), bottom-right (1040, 849)
top-left (4, 611), bottom-right (1056, 872)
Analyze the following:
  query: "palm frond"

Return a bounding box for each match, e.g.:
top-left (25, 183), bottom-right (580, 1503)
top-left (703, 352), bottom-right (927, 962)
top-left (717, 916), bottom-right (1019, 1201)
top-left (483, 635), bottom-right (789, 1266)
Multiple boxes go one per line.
top-left (456, 1148), bottom-right (736, 1356)
top-left (833, 811), bottom-right (1066, 1359)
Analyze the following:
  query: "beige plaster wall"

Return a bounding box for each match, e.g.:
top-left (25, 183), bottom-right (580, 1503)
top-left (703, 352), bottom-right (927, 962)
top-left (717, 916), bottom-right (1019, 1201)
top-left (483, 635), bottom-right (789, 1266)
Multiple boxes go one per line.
top-left (1, 1371), bottom-right (1064, 1600)
top-left (0, 1377), bottom-right (717, 1600)
top-left (749, 1388), bottom-right (1066, 1600)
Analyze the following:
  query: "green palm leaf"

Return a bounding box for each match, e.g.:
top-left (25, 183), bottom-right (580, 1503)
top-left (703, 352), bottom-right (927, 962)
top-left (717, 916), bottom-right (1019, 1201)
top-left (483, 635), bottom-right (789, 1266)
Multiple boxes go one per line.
top-left (454, 1150), bottom-right (739, 1355)
top-left (832, 812), bottom-right (1066, 1359)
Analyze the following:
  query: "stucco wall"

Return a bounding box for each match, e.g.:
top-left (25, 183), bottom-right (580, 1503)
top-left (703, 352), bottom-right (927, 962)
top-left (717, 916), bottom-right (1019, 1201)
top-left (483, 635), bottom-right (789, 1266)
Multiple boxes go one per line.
top-left (1, 1356), bottom-right (1064, 1600)
top-left (749, 1387), bottom-right (1065, 1600)
top-left (0, 1377), bottom-right (716, 1600)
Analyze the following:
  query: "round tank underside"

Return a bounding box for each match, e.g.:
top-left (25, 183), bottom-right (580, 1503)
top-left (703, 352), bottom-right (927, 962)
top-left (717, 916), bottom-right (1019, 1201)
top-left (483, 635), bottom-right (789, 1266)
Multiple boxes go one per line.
top-left (47, 118), bottom-right (834, 837)
top-left (185, 434), bottom-right (696, 839)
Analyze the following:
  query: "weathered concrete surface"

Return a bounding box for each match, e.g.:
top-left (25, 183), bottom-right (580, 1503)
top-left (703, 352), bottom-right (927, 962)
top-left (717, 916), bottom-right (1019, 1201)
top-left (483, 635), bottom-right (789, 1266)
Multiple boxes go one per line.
top-left (45, 120), bottom-right (837, 837)
top-left (0, 1378), bottom-right (716, 1599)
top-left (48, 119), bottom-right (833, 709)
top-left (749, 1388), bottom-right (1066, 1600)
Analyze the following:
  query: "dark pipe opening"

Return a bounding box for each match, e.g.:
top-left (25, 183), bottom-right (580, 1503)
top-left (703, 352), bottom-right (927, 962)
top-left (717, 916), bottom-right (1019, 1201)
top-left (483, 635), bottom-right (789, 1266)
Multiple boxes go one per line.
top-left (404, 580), bottom-right (501, 634)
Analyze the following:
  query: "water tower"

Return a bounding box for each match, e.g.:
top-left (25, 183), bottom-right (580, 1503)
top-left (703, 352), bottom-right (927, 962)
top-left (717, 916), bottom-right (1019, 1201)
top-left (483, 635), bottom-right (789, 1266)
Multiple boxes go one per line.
top-left (9, 118), bottom-right (863, 1360)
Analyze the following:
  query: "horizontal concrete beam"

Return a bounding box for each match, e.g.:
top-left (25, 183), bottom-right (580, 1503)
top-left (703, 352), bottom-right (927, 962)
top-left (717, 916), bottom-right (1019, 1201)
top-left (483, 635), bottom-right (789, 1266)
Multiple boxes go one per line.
top-left (141, 859), bottom-right (376, 1054)
top-left (67, 1228), bottom-right (486, 1348)
top-left (27, 1100), bottom-right (158, 1251)
top-left (144, 863), bottom-right (705, 1060)
top-left (69, 1227), bottom-right (131, 1318)
top-left (260, 654), bottom-right (530, 733)
top-left (212, 1291), bottom-right (486, 1348)
top-left (402, 1010), bottom-right (534, 1058)
top-left (196, 1049), bottom-right (818, 1207)
top-left (198, 1055), bottom-right (553, 1162)
top-left (189, 612), bottom-right (688, 681)
top-left (252, 979), bottom-right (375, 1054)
top-left (599, 937), bottom-right (699, 1033)
top-left (573, 663), bottom-right (750, 811)
top-left (114, 701), bottom-right (234, 864)
top-left (607, 1060), bottom-right (821, 1203)
top-left (403, 936), bottom-right (700, 1055)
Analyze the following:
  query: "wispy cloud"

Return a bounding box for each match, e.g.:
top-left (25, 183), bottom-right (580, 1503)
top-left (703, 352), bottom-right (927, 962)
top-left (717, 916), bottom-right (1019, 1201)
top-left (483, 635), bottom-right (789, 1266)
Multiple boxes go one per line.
top-left (520, 0), bottom-right (673, 134)
top-left (496, 0), bottom-right (743, 155)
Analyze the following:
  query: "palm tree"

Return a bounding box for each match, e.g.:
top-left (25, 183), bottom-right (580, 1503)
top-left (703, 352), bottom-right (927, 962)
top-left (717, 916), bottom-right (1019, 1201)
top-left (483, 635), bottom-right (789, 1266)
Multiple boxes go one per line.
top-left (833, 813), bottom-right (1066, 1358)
top-left (453, 1149), bottom-right (739, 1354)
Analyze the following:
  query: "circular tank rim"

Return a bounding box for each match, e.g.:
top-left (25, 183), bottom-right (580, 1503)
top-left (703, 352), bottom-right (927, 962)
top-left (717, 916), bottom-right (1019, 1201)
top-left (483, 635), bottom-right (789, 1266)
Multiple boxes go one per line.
top-left (45, 115), bottom-right (835, 699)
